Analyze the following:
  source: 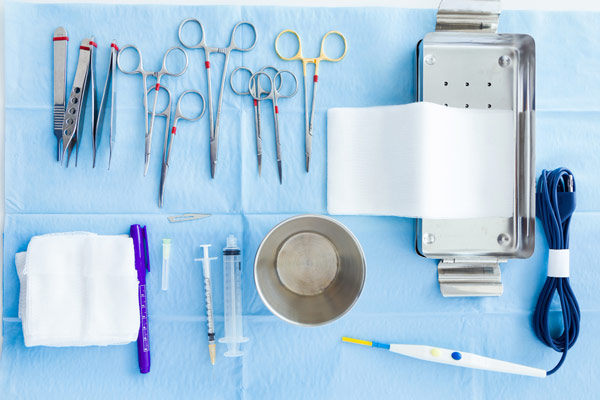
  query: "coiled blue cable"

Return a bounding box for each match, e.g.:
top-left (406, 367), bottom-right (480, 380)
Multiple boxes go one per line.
top-left (533, 168), bottom-right (581, 375)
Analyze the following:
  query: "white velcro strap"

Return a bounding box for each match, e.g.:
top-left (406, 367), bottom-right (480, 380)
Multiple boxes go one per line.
top-left (548, 249), bottom-right (570, 278)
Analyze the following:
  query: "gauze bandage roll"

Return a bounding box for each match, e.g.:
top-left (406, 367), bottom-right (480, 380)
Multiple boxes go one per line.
top-left (327, 102), bottom-right (515, 219)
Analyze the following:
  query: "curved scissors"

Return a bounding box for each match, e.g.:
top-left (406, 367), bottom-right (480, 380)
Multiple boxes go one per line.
top-left (275, 30), bottom-right (347, 172)
top-left (230, 66), bottom-right (283, 175)
top-left (249, 70), bottom-right (298, 184)
top-left (159, 90), bottom-right (206, 208)
top-left (178, 19), bottom-right (257, 178)
top-left (117, 45), bottom-right (189, 176)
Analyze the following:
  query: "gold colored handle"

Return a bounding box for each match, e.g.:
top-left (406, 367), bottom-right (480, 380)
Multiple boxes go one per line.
top-left (319, 31), bottom-right (347, 63)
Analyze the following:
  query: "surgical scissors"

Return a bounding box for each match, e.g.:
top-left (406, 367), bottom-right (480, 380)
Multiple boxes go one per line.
top-left (249, 70), bottom-right (298, 184)
top-left (275, 30), bottom-right (347, 172)
top-left (117, 45), bottom-right (189, 176)
top-left (178, 19), bottom-right (257, 179)
top-left (156, 89), bottom-right (206, 208)
top-left (230, 66), bottom-right (283, 175)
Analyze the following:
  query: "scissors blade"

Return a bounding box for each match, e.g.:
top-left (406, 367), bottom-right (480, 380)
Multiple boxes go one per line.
top-left (144, 134), bottom-right (152, 176)
top-left (278, 160), bottom-right (283, 184)
top-left (255, 101), bottom-right (262, 176)
top-left (306, 76), bottom-right (319, 172)
top-left (210, 140), bottom-right (217, 178)
top-left (158, 162), bottom-right (168, 208)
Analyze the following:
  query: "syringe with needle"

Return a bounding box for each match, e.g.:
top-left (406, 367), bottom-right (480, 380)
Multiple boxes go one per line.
top-left (195, 245), bottom-right (217, 365)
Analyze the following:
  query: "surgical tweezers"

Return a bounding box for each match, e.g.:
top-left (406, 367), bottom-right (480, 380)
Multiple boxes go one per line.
top-left (95, 41), bottom-right (118, 169)
top-left (62, 37), bottom-right (96, 166)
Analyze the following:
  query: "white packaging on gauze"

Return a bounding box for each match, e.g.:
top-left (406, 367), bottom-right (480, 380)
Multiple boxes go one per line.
top-left (327, 102), bottom-right (515, 219)
top-left (548, 249), bottom-right (570, 277)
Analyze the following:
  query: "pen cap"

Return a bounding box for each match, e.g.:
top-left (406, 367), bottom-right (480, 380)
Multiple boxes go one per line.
top-left (130, 224), bottom-right (150, 280)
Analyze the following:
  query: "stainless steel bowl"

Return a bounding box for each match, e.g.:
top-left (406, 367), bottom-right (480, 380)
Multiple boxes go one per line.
top-left (254, 215), bottom-right (366, 326)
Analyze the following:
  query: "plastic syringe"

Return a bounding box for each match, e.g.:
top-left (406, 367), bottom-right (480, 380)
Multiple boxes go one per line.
top-left (219, 235), bottom-right (248, 356)
top-left (195, 245), bottom-right (217, 365)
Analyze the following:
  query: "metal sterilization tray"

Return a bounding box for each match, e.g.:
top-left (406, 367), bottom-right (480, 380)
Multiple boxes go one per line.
top-left (415, 0), bottom-right (536, 297)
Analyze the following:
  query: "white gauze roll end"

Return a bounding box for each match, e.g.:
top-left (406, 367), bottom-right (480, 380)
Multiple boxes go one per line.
top-left (548, 249), bottom-right (570, 278)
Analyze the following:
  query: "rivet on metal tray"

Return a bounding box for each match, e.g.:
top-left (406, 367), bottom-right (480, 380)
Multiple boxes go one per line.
top-left (498, 55), bottom-right (511, 67)
top-left (497, 233), bottom-right (511, 245)
top-left (423, 233), bottom-right (436, 245)
top-left (425, 54), bottom-right (436, 65)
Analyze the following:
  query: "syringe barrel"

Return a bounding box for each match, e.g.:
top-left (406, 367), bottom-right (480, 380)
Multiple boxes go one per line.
top-left (221, 235), bottom-right (247, 355)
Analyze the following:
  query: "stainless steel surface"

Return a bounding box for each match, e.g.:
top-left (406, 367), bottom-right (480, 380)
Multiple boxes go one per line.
top-left (109, 44), bottom-right (118, 169)
top-left (438, 260), bottom-right (503, 296)
top-left (178, 19), bottom-right (257, 179)
top-left (147, 85), bottom-right (172, 207)
top-left (116, 44), bottom-right (189, 176)
top-left (415, 1), bottom-right (536, 296)
top-left (53, 27), bottom-right (68, 162)
top-left (436, 0), bottom-right (501, 32)
top-left (276, 232), bottom-right (339, 296)
top-left (158, 89), bottom-right (206, 207)
top-left (61, 38), bottom-right (92, 166)
top-left (254, 215), bottom-right (365, 326)
top-left (95, 41), bottom-right (118, 169)
top-left (86, 38), bottom-right (96, 168)
top-left (248, 70), bottom-right (298, 184)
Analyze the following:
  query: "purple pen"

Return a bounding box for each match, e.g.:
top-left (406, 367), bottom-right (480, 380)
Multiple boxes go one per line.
top-left (131, 224), bottom-right (151, 374)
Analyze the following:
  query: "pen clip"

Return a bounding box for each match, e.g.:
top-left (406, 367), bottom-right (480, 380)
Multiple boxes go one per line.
top-left (141, 225), bottom-right (150, 272)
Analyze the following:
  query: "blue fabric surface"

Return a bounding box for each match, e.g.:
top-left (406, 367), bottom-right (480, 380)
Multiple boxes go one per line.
top-left (3, 2), bottom-right (600, 399)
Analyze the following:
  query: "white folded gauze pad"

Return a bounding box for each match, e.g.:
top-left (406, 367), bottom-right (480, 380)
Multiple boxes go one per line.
top-left (15, 232), bottom-right (140, 347)
top-left (327, 102), bottom-right (515, 219)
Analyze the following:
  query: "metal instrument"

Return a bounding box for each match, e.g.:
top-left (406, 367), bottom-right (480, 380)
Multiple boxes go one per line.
top-left (61, 37), bottom-right (96, 167)
top-left (95, 41), bottom-right (118, 169)
top-left (178, 19), bottom-right (257, 178)
top-left (230, 66), bottom-right (283, 175)
top-left (275, 30), bottom-right (347, 172)
top-left (167, 214), bottom-right (210, 223)
top-left (255, 215), bottom-right (365, 327)
top-left (117, 45), bottom-right (189, 175)
top-left (53, 27), bottom-right (68, 162)
top-left (248, 70), bottom-right (298, 184)
top-left (151, 88), bottom-right (206, 207)
top-left (415, 0), bottom-right (535, 297)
